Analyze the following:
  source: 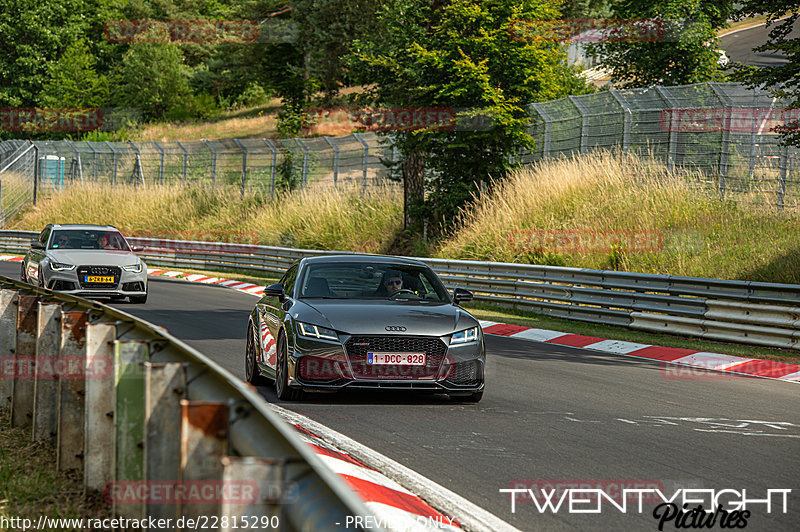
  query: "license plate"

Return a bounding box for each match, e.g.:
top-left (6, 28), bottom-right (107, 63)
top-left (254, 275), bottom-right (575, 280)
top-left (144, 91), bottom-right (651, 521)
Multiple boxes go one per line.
top-left (367, 352), bottom-right (426, 365)
top-left (85, 275), bottom-right (114, 283)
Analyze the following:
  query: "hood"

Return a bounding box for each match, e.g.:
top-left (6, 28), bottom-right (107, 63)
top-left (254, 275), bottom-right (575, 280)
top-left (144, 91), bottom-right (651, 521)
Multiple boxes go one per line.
top-left (297, 299), bottom-right (477, 336)
top-left (47, 249), bottom-right (140, 267)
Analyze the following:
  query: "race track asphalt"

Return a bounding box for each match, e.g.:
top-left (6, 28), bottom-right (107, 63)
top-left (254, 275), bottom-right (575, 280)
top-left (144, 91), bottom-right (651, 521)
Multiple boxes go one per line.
top-left (2, 263), bottom-right (798, 531)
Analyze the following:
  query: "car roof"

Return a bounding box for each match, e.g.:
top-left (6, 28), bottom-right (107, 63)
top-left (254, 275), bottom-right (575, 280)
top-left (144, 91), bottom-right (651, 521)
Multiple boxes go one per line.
top-left (50, 224), bottom-right (120, 231)
top-left (301, 254), bottom-right (428, 267)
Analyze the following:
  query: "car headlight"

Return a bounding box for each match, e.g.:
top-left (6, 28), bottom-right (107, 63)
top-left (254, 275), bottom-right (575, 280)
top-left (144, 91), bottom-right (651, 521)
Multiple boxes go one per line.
top-left (122, 263), bottom-right (142, 273)
top-left (50, 262), bottom-right (75, 271)
top-left (297, 322), bottom-right (339, 341)
top-left (451, 326), bottom-right (479, 345)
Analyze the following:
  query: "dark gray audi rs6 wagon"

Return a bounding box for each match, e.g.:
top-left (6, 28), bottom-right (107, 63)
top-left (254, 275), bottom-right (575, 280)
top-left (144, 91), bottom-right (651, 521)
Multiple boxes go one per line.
top-left (245, 255), bottom-right (485, 402)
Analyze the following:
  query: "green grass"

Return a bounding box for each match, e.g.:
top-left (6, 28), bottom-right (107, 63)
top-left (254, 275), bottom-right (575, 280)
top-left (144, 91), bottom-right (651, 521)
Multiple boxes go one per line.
top-left (0, 408), bottom-right (111, 531)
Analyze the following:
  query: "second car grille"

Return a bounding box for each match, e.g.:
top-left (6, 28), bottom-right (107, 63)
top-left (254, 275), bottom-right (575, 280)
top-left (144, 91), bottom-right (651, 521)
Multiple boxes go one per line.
top-left (77, 265), bottom-right (121, 289)
top-left (344, 336), bottom-right (446, 380)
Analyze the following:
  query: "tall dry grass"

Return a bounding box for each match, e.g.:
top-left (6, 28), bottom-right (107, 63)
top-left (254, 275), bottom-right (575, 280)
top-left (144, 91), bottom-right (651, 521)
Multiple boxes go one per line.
top-left (438, 150), bottom-right (800, 283)
top-left (10, 182), bottom-right (403, 254)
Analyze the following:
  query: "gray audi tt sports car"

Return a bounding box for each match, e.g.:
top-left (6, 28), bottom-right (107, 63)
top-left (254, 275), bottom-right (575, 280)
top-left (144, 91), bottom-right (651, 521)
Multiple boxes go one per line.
top-left (246, 255), bottom-right (485, 402)
top-left (21, 223), bottom-right (148, 303)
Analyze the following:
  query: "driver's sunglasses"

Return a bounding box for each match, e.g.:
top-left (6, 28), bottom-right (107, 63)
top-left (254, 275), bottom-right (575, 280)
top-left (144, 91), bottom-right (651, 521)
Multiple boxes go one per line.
top-left (384, 279), bottom-right (402, 286)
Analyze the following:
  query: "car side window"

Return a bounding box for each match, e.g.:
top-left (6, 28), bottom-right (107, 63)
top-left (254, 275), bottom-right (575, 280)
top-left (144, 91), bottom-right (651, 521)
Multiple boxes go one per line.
top-left (281, 266), bottom-right (298, 299)
top-left (39, 226), bottom-right (52, 246)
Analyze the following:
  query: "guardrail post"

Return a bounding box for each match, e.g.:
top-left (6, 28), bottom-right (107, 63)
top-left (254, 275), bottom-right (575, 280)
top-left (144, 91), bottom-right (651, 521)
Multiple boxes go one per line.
top-left (84, 322), bottom-right (117, 492)
top-left (0, 289), bottom-right (18, 410)
top-left (263, 138), bottom-right (277, 198)
top-left (32, 301), bottom-right (61, 441)
top-left (179, 400), bottom-right (229, 525)
top-left (145, 361), bottom-right (186, 525)
top-left (57, 310), bottom-right (89, 472)
top-left (113, 340), bottom-right (149, 519)
top-left (11, 294), bottom-right (38, 428)
top-left (220, 456), bottom-right (286, 531)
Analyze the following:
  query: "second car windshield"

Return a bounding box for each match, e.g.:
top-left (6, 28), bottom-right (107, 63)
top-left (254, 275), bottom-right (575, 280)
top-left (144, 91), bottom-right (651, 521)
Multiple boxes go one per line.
top-left (49, 230), bottom-right (130, 251)
top-left (297, 262), bottom-right (450, 302)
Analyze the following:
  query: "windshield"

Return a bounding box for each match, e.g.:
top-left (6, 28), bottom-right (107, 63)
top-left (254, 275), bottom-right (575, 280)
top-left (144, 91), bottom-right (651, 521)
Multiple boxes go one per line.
top-left (297, 262), bottom-right (450, 302)
top-left (49, 229), bottom-right (131, 251)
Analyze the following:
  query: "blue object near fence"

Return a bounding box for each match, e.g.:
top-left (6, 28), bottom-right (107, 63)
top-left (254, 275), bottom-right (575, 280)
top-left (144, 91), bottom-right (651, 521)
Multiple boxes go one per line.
top-left (39, 156), bottom-right (65, 189)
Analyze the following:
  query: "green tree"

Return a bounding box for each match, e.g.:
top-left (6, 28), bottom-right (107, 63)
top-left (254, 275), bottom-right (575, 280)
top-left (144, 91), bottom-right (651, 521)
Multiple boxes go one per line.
top-left (733, 1), bottom-right (800, 146)
top-left (40, 40), bottom-right (110, 107)
top-left (115, 43), bottom-right (192, 120)
top-left (352, 0), bottom-right (592, 231)
top-left (590, 0), bottom-right (735, 88)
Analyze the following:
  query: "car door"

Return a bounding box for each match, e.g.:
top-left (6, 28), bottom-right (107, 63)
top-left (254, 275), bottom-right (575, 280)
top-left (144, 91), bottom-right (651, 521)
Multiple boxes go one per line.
top-left (257, 264), bottom-right (298, 373)
top-left (25, 225), bottom-right (52, 285)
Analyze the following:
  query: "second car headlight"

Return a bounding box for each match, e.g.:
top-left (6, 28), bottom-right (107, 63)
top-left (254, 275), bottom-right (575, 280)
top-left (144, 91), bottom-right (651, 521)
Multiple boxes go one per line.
top-left (297, 322), bottom-right (339, 341)
top-left (451, 326), bottom-right (479, 345)
top-left (122, 263), bottom-right (142, 273)
top-left (50, 262), bottom-right (75, 271)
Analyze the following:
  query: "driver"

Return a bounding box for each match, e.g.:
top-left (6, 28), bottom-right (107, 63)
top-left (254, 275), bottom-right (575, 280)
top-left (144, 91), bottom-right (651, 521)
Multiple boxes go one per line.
top-left (376, 269), bottom-right (404, 296)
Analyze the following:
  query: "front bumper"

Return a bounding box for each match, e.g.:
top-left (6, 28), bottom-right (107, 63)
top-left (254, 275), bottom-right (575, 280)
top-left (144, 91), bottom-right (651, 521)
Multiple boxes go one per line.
top-left (45, 265), bottom-right (147, 298)
top-left (288, 332), bottom-right (485, 394)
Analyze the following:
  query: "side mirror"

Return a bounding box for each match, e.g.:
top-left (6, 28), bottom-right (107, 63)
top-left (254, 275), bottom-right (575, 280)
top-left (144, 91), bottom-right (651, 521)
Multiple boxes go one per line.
top-left (453, 288), bottom-right (473, 304)
top-left (131, 246), bottom-right (144, 253)
top-left (263, 282), bottom-right (286, 301)
top-left (30, 240), bottom-right (45, 250)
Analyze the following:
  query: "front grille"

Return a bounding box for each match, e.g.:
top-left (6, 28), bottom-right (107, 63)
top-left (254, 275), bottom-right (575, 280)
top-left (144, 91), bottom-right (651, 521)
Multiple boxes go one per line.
top-left (345, 336), bottom-right (446, 380)
top-left (77, 265), bottom-right (121, 289)
top-left (444, 359), bottom-right (483, 386)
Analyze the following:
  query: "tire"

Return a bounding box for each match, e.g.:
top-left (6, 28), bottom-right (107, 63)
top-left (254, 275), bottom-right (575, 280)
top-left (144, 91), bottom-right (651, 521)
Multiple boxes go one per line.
top-left (245, 323), bottom-right (268, 386)
top-left (130, 293), bottom-right (148, 304)
top-left (275, 331), bottom-right (304, 401)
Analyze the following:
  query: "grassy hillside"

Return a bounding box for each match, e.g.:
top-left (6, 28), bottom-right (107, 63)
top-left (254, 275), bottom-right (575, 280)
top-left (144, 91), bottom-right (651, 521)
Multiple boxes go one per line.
top-left (9, 150), bottom-right (800, 284)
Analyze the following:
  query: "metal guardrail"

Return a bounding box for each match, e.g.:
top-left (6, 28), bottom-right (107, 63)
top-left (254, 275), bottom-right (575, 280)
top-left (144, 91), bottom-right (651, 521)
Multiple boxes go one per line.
top-left (0, 273), bottom-right (376, 531)
top-left (2, 230), bottom-right (799, 351)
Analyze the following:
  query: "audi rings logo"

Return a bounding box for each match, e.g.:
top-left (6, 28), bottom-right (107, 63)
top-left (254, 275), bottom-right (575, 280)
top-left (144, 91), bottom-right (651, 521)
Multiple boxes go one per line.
top-left (385, 325), bottom-right (407, 332)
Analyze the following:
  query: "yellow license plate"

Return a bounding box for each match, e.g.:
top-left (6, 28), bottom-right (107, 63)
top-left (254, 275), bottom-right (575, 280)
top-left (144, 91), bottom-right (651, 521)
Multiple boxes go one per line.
top-left (85, 276), bottom-right (114, 283)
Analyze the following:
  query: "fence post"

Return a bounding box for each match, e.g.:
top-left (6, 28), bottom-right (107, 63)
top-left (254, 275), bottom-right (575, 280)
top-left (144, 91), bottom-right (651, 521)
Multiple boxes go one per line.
top-left (609, 90), bottom-right (632, 153)
top-left (233, 139), bottom-right (248, 198)
top-left (709, 82), bottom-right (734, 198)
top-left (105, 141), bottom-right (118, 186)
top-left (152, 141), bottom-right (165, 185)
top-left (352, 132), bottom-right (369, 192)
top-left (65, 140), bottom-right (84, 183)
top-left (531, 103), bottom-right (551, 158)
top-left (176, 141), bottom-right (188, 185)
top-left (88, 141), bottom-right (98, 181)
top-left (323, 136), bottom-right (339, 186)
top-left (654, 86), bottom-right (679, 173)
top-left (203, 139), bottom-right (217, 188)
top-left (568, 96), bottom-right (590, 154)
top-left (32, 142), bottom-right (39, 204)
top-left (295, 138), bottom-right (309, 188)
top-left (778, 143), bottom-right (788, 212)
top-left (127, 141), bottom-right (145, 187)
top-left (263, 138), bottom-right (278, 198)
